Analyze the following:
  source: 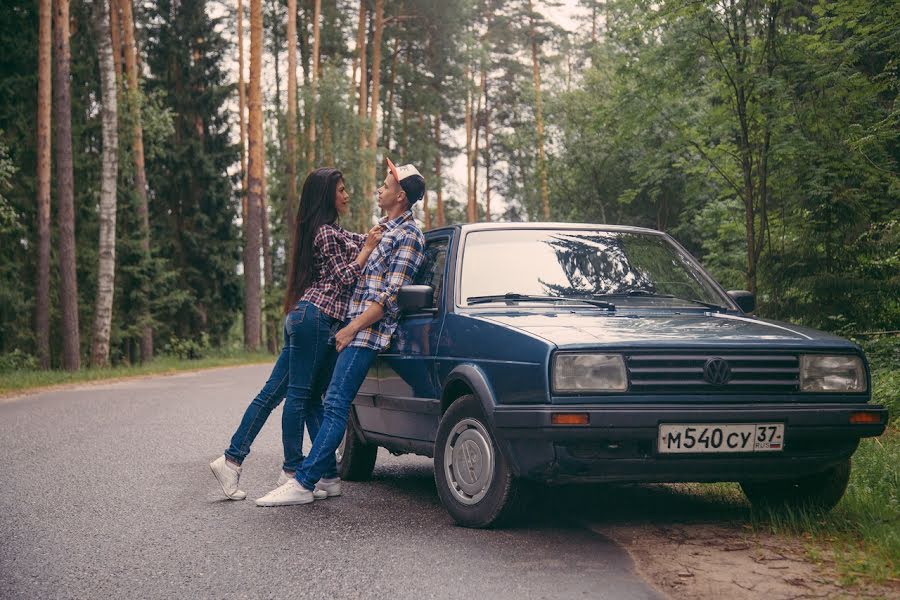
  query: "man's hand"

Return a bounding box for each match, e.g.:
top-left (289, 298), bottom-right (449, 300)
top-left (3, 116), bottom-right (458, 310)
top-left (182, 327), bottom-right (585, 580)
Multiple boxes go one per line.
top-left (335, 324), bottom-right (358, 352)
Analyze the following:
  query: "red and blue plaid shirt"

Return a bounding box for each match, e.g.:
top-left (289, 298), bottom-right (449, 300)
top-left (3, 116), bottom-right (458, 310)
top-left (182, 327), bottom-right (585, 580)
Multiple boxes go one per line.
top-left (298, 224), bottom-right (367, 321)
top-left (348, 210), bottom-right (425, 351)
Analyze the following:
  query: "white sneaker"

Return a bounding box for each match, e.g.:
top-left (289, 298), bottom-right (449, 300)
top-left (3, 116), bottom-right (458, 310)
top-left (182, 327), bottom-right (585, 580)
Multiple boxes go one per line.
top-left (276, 470), bottom-right (294, 487)
top-left (255, 479), bottom-right (314, 507)
top-left (313, 477), bottom-right (342, 500)
top-left (209, 456), bottom-right (247, 500)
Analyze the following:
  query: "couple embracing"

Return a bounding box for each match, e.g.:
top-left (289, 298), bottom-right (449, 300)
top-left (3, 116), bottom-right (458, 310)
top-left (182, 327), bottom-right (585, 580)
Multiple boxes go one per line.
top-left (210, 159), bottom-right (426, 506)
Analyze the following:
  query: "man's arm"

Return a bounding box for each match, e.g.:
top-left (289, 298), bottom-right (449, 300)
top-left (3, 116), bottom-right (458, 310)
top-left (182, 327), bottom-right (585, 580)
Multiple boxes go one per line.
top-left (335, 302), bottom-right (384, 351)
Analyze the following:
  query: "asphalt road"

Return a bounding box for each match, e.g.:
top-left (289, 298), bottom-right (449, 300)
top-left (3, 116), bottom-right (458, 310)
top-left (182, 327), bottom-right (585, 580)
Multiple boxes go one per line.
top-left (1, 364), bottom-right (663, 600)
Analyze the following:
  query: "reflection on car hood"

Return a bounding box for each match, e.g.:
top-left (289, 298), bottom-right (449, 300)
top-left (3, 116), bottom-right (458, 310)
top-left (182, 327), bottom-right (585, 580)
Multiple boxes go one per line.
top-left (474, 311), bottom-right (853, 349)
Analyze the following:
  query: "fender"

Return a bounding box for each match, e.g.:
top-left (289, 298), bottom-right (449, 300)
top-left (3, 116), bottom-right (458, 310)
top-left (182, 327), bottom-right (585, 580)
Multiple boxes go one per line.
top-left (442, 364), bottom-right (498, 424)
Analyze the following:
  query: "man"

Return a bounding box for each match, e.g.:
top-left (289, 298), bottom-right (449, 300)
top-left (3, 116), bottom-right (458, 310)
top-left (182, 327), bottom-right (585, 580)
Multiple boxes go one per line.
top-left (256, 159), bottom-right (426, 506)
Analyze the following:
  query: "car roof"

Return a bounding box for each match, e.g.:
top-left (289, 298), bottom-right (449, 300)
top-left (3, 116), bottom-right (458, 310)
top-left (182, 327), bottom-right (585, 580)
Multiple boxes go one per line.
top-left (424, 222), bottom-right (664, 236)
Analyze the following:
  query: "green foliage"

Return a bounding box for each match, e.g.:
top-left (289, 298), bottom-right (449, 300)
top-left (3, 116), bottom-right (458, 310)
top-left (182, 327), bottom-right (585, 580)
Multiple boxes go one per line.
top-left (165, 333), bottom-right (211, 360)
top-left (0, 350), bottom-right (38, 373)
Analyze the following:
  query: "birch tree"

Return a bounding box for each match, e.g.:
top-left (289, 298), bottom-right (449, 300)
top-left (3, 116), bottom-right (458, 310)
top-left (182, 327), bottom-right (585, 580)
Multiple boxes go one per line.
top-left (90, 0), bottom-right (119, 367)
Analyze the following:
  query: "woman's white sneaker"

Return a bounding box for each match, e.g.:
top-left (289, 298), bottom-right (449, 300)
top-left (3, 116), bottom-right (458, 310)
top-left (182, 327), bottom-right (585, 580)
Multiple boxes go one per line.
top-left (255, 479), bottom-right (314, 506)
top-left (313, 477), bottom-right (342, 499)
top-left (209, 455), bottom-right (247, 500)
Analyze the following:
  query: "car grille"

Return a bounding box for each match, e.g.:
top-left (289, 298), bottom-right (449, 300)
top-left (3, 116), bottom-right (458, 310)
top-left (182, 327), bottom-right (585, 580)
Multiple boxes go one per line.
top-left (625, 351), bottom-right (800, 393)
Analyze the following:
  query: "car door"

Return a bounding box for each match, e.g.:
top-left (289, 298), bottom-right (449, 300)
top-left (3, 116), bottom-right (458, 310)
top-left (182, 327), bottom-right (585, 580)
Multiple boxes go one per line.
top-left (354, 234), bottom-right (451, 445)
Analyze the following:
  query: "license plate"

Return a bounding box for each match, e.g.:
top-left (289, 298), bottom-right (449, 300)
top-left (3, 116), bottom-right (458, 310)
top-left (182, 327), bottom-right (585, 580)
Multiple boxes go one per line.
top-left (657, 423), bottom-right (784, 454)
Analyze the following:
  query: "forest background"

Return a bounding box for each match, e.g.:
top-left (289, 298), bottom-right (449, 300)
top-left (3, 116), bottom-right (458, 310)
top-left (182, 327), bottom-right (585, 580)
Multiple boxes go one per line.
top-left (0, 0), bottom-right (897, 382)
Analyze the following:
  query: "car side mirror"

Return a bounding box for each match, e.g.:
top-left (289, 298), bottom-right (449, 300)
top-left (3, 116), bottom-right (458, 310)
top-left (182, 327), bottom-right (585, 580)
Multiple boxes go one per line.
top-left (727, 290), bottom-right (755, 313)
top-left (397, 285), bottom-right (435, 313)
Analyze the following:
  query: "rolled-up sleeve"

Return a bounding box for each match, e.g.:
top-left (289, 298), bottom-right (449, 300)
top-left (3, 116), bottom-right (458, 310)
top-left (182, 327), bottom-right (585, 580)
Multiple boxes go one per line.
top-left (372, 232), bottom-right (425, 318)
top-left (317, 227), bottom-right (362, 287)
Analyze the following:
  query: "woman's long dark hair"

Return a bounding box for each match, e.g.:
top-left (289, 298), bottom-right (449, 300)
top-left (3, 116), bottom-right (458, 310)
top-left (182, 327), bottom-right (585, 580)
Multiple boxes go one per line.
top-left (283, 167), bottom-right (344, 313)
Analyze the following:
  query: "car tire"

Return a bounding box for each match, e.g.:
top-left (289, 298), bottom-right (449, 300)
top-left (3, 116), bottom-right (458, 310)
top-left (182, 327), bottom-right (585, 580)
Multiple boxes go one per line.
top-left (740, 458), bottom-right (851, 511)
top-left (336, 415), bottom-right (378, 481)
top-left (434, 394), bottom-right (523, 528)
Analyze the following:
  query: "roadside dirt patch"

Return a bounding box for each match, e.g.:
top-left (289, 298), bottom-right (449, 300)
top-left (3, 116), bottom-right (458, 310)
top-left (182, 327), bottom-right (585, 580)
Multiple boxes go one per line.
top-left (546, 482), bottom-right (898, 599)
top-left (597, 522), bottom-right (895, 599)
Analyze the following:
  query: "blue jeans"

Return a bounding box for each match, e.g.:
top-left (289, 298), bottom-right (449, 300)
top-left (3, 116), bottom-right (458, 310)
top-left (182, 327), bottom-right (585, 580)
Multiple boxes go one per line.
top-left (295, 345), bottom-right (378, 491)
top-left (225, 302), bottom-right (339, 475)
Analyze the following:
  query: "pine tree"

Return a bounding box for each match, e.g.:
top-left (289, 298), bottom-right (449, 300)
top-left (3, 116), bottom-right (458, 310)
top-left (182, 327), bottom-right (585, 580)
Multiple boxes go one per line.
top-left (54, 0), bottom-right (81, 371)
top-left (142, 0), bottom-right (242, 345)
top-left (35, 0), bottom-right (52, 368)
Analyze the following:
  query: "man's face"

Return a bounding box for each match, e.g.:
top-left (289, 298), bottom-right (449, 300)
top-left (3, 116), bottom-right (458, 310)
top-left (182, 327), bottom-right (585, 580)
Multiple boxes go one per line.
top-left (377, 172), bottom-right (406, 213)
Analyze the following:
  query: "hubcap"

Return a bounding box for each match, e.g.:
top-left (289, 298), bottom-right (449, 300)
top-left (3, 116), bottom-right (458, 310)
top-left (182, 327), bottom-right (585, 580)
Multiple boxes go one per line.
top-left (443, 418), bottom-right (495, 505)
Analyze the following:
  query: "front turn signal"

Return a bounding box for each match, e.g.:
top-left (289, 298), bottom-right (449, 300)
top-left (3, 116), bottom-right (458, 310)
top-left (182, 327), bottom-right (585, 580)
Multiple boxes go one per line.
top-left (551, 413), bottom-right (589, 425)
top-left (849, 412), bottom-right (882, 425)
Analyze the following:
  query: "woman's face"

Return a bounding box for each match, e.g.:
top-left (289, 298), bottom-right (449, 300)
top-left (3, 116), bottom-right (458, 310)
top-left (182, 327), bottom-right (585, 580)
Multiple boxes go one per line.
top-left (334, 179), bottom-right (351, 216)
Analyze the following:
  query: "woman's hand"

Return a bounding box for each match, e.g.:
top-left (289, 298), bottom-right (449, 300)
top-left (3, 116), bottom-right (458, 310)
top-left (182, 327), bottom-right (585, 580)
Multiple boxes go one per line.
top-left (363, 225), bottom-right (384, 252)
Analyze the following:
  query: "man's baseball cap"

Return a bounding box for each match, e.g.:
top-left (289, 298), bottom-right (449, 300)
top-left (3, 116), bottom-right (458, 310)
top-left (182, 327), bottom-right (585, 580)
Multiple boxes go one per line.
top-left (387, 158), bottom-right (426, 205)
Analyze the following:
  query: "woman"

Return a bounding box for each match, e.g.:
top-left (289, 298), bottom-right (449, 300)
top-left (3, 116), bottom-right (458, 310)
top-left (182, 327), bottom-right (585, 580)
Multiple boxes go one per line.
top-left (210, 167), bottom-right (380, 500)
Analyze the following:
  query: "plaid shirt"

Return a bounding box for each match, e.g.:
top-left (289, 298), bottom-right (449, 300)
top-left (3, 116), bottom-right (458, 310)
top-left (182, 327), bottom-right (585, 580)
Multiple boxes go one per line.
top-left (347, 210), bottom-right (425, 350)
top-left (299, 224), bottom-right (366, 321)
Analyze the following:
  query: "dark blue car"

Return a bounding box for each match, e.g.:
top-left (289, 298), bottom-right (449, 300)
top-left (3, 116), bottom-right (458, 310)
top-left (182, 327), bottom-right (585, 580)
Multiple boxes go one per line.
top-left (335, 223), bottom-right (888, 528)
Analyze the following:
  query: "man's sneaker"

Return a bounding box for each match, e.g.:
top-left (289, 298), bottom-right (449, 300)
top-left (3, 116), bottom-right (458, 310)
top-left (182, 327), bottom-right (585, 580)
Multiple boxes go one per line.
top-left (209, 455), bottom-right (246, 500)
top-left (276, 470), bottom-right (294, 487)
top-left (313, 477), bottom-right (342, 500)
top-left (255, 479), bottom-right (314, 507)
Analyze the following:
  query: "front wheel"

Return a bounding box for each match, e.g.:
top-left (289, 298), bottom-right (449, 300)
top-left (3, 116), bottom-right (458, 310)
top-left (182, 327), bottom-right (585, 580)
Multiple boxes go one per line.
top-left (434, 395), bottom-right (523, 528)
top-left (336, 415), bottom-right (378, 481)
top-left (740, 458), bottom-right (851, 511)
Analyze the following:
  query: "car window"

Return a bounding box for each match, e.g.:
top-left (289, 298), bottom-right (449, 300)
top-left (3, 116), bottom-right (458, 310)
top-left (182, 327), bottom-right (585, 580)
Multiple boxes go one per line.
top-left (414, 238), bottom-right (449, 308)
top-left (459, 229), bottom-right (729, 308)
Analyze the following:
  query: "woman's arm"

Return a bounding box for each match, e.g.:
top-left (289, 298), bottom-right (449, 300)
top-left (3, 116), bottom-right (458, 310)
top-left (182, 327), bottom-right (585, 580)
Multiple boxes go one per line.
top-left (317, 225), bottom-right (382, 286)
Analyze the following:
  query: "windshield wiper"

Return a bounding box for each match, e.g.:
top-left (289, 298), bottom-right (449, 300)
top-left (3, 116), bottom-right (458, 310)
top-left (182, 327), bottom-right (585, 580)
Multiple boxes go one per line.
top-left (466, 293), bottom-right (615, 310)
top-left (590, 291), bottom-right (729, 312)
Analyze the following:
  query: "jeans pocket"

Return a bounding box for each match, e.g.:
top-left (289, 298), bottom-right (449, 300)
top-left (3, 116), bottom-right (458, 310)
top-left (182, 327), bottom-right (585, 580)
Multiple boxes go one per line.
top-left (288, 303), bottom-right (309, 327)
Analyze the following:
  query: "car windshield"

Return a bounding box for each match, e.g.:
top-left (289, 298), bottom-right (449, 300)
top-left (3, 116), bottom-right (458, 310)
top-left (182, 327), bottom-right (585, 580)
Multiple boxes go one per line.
top-left (459, 229), bottom-right (731, 309)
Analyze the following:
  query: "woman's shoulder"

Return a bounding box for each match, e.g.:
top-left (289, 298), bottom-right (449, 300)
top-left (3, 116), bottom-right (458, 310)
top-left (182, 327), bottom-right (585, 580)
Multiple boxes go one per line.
top-left (314, 223), bottom-right (355, 248)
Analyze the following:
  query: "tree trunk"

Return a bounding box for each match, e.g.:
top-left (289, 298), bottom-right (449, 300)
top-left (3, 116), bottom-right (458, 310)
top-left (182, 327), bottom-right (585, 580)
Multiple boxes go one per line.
top-left (120, 0), bottom-right (153, 361)
top-left (91, 0), bottom-right (119, 367)
top-left (108, 0), bottom-right (123, 90)
top-left (306, 0), bottom-right (321, 166)
top-left (53, 0), bottom-right (80, 371)
top-left (36, 0), bottom-right (52, 369)
top-left (351, 0), bottom-right (366, 107)
top-left (244, 0), bottom-right (263, 350)
top-left (381, 37), bottom-right (399, 154)
top-left (366, 0), bottom-right (384, 219)
top-left (356, 0), bottom-right (368, 129)
top-left (472, 67), bottom-right (485, 223)
top-left (528, 1), bottom-right (550, 220)
top-left (433, 113), bottom-right (444, 227)
top-left (285, 0), bottom-right (298, 233)
top-left (464, 64), bottom-right (475, 223)
top-left (237, 0), bottom-right (248, 224)
top-left (484, 79), bottom-right (492, 223)
top-left (261, 188), bottom-right (276, 354)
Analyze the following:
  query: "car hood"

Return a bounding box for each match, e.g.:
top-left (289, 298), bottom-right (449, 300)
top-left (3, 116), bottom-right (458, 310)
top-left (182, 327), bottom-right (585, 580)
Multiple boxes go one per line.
top-left (473, 311), bottom-right (855, 349)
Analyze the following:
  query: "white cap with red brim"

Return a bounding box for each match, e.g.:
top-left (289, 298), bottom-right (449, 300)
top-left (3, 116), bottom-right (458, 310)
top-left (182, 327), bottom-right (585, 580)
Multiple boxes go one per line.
top-left (386, 158), bottom-right (422, 184)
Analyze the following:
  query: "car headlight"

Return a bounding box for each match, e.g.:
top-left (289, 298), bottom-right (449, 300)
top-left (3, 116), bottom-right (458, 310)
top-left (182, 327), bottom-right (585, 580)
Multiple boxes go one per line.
top-left (553, 353), bottom-right (627, 393)
top-left (800, 355), bottom-right (866, 392)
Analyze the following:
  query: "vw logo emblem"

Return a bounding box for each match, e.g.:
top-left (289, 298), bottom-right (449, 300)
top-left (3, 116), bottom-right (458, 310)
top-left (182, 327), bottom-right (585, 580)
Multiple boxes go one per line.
top-left (703, 358), bottom-right (732, 385)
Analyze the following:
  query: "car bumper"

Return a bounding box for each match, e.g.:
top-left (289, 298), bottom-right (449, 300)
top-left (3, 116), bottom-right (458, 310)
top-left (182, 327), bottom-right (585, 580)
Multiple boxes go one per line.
top-left (492, 403), bottom-right (888, 483)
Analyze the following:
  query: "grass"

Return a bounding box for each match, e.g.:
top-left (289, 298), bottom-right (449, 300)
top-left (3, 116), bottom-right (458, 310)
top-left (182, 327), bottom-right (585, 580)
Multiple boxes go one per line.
top-left (0, 349), bottom-right (275, 397)
top-left (751, 432), bottom-right (900, 585)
